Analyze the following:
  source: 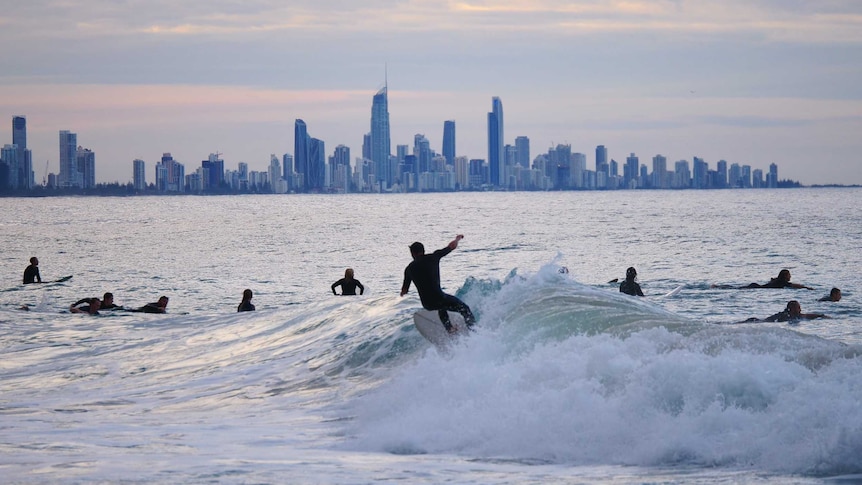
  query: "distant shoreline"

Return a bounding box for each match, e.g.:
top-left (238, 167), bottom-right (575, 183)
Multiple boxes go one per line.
top-left (1, 184), bottom-right (859, 198)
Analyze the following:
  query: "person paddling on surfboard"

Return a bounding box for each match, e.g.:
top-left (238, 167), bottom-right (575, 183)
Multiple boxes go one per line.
top-left (401, 235), bottom-right (476, 334)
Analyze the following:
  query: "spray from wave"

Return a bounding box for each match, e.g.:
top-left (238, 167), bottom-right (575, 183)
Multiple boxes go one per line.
top-left (339, 263), bottom-right (862, 476)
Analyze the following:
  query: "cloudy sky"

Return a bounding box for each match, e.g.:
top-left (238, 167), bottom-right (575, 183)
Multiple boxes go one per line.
top-left (2, 0), bottom-right (861, 185)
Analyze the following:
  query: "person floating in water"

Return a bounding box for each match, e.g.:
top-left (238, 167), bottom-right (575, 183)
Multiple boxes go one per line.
top-left (238, 289), bottom-right (255, 312)
top-left (741, 269), bottom-right (814, 289)
top-left (819, 287), bottom-right (842, 302)
top-left (331, 268), bottom-right (364, 296)
top-left (619, 267), bottom-right (645, 296)
top-left (23, 257), bottom-right (42, 284)
top-left (70, 297), bottom-right (101, 315)
top-left (128, 296), bottom-right (169, 313)
top-left (741, 300), bottom-right (830, 323)
top-left (401, 235), bottom-right (476, 334)
top-left (73, 292), bottom-right (122, 311)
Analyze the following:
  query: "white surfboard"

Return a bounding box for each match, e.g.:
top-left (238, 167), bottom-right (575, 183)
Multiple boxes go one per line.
top-left (413, 310), bottom-right (469, 350)
top-left (663, 284), bottom-right (685, 298)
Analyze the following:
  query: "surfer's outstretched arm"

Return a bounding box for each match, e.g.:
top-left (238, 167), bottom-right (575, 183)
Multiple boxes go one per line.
top-left (448, 234), bottom-right (464, 250)
top-left (400, 270), bottom-right (412, 296)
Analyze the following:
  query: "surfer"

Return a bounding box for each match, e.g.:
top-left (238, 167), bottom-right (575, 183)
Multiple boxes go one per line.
top-left (819, 287), bottom-right (842, 302)
top-left (99, 292), bottom-right (121, 310)
top-left (742, 300), bottom-right (829, 323)
top-left (23, 257), bottom-right (42, 284)
top-left (128, 296), bottom-right (169, 314)
top-left (401, 235), bottom-right (475, 334)
top-left (73, 292), bottom-right (121, 311)
top-left (70, 297), bottom-right (101, 315)
top-left (237, 289), bottom-right (255, 312)
top-left (331, 268), bottom-right (364, 295)
top-left (619, 267), bottom-right (644, 296)
top-left (740, 269), bottom-right (814, 289)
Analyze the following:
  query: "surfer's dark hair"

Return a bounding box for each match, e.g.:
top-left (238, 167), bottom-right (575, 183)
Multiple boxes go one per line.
top-left (409, 242), bottom-right (424, 254)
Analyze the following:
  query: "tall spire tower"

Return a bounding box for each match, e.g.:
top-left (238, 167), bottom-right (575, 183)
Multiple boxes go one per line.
top-left (370, 68), bottom-right (391, 187)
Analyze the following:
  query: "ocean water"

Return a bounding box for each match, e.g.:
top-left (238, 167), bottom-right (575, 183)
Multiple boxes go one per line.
top-left (1, 189), bottom-right (860, 484)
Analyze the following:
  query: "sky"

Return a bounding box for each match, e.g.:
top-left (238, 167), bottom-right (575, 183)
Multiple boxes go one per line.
top-left (1, 0), bottom-right (861, 185)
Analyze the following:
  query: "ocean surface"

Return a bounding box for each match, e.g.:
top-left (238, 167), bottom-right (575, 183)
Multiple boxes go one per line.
top-left (1, 189), bottom-right (860, 484)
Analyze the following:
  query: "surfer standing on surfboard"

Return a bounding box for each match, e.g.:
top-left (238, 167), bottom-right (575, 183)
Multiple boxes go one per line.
top-left (400, 235), bottom-right (476, 334)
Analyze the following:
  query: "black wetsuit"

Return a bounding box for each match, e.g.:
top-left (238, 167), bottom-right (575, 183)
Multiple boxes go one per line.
top-left (23, 265), bottom-right (41, 284)
top-left (620, 279), bottom-right (644, 296)
top-left (237, 301), bottom-right (255, 312)
top-left (129, 302), bottom-right (165, 313)
top-left (331, 278), bottom-right (364, 295)
top-left (403, 246), bottom-right (475, 331)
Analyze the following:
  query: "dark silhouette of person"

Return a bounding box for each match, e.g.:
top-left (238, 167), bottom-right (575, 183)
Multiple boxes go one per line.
top-left (819, 287), bottom-right (842, 302)
top-left (70, 297), bottom-right (101, 315)
top-left (73, 292), bottom-right (121, 311)
top-left (23, 257), bottom-right (42, 284)
top-left (401, 235), bottom-right (475, 334)
top-left (331, 268), bottom-right (364, 295)
top-left (129, 296), bottom-right (169, 313)
top-left (238, 289), bottom-right (255, 312)
top-left (742, 269), bottom-right (813, 289)
top-left (742, 300), bottom-right (829, 323)
top-left (619, 267), bottom-right (644, 296)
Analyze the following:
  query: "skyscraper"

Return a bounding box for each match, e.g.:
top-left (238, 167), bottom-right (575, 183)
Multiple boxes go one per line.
top-left (487, 97), bottom-right (504, 187)
top-left (370, 84), bottom-right (391, 187)
top-left (294, 119), bottom-right (309, 191)
top-left (59, 130), bottom-right (78, 188)
top-left (515, 136), bottom-right (530, 169)
top-left (308, 137), bottom-right (325, 191)
top-left (76, 147), bottom-right (96, 189)
top-left (442, 120), bottom-right (456, 165)
top-left (133, 159), bottom-right (146, 190)
top-left (12, 116), bottom-right (31, 189)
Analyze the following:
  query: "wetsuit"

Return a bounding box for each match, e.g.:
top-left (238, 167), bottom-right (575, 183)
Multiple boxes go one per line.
top-left (403, 246), bottom-right (475, 332)
top-left (743, 278), bottom-right (791, 289)
top-left (331, 278), bottom-right (364, 295)
top-left (620, 279), bottom-right (644, 296)
top-left (764, 310), bottom-right (794, 322)
top-left (237, 301), bottom-right (255, 312)
top-left (130, 302), bottom-right (166, 313)
top-left (23, 265), bottom-right (41, 284)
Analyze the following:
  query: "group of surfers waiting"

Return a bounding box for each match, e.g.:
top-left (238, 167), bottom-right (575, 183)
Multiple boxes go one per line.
top-left (21, 235), bottom-right (475, 334)
top-left (23, 241), bottom-right (840, 329)
top-left (618, 266), bottom-right (840, 323)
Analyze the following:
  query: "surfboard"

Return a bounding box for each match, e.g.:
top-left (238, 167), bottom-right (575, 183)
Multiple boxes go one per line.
top-left (663, 283), bottom-right (685, 298)
top-left (413, 310), bottom-right (469, 350)
top-left (53, 275), bottom-right (73, 283)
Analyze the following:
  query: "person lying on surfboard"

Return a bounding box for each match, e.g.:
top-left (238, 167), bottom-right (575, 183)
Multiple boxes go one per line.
top-left (400, 235), bottom-right (476, 334)
top-left (713, 269), bottom-right (814, 290)
top-left (740, 300), bottom-right (829, 323)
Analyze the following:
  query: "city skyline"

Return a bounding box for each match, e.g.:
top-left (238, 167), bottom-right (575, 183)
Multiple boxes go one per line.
top-left (1, 1), bottom-right (861, 185)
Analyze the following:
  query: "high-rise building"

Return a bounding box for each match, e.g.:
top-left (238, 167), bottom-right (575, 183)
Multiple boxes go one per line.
top-left (595, 145), bottom-right (608, 173)
top-left (370, 85), bottom-right (391, 186)
top-left (308, 137), bottom-right (325, 191)
top-left (624, 153), bottom-right (639, 188)
top-left (767, 163), bottom-right (778, 188)
top-left (294, 119), bottom-right (309, 191)
top-left (651, 154), bottom-right (667, 189)
top-left (156, 152), bottom-right (184, 192)
top-left (487, 97), bottom-right (503, 186)
top-left (13, 116), bottom-right (32, 189)
top-left (76, 147), bottom-right (96, 189)
top-left (1, 144), bottom-right (17, 189)
top-left (442, 120), bottom-right (456, 165)
top-left (413, 134), bottom-right (431, 175)
top-left (716, 160), bottom-right (728, 188)
top-left (133, 159), bottom-right (146, 190)
top-left (515, 136), bottom-right (530, 169)
top-left (692, 157), bottom-right (708, 189)
top-left (282, 153), bottom-right (293, 183)
top-left (59, 130), bottom-right (78, 188)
